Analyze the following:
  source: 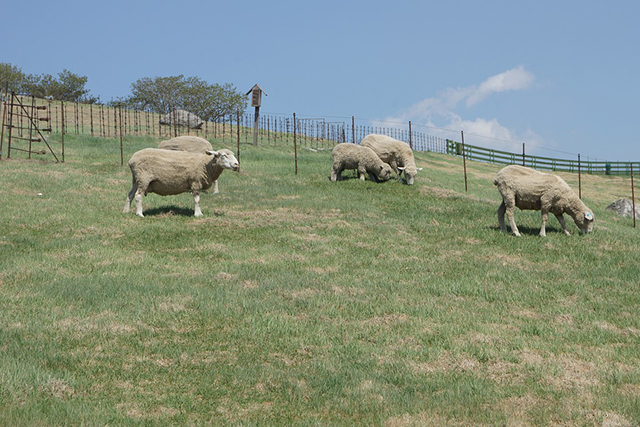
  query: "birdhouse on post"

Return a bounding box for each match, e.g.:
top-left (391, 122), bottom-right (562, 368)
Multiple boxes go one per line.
top-left (246, 84), bottom-right (266, 146)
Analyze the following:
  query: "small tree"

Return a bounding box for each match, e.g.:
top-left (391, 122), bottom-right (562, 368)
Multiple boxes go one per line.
top-left (127, 75), bottom-right (246, 120)
top-left (128, 75), bottom-right (186, 114)
top-left (21, 68), bottom-right (92, 102)
top-left (0, 63), bottom-right (27, 94)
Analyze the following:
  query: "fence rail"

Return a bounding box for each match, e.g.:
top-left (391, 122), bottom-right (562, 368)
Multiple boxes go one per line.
top-left (446, 140), bottom-right (639, 176)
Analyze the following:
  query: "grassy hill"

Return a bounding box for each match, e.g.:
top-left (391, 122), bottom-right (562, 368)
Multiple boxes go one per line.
top-left (0, 135), bottom-right (638, 426)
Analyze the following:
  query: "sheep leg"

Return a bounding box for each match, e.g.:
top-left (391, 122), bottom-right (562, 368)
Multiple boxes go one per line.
top-left (539, 210), bottom-right (548, 237)
top-left (123, 181), bottom-right (137, 213)
top-left (134, 188), bottom-right (145, 218)
top-left (358, 166), bottom-right (367, 181)
top-left (497, 201), bottom-right (507, 233)
top-left (555, 213), bottom-right (571, 236)
top-left (213, 179), bottom-right (219, 194)
top-left (505, 201), bottom-right (521, 237)
top-left (330, 166), bottom-right (340, 182)
top-left (390, 161), bottom-right (402, 182)
top-left (193, 191), bottom-right (203, 217)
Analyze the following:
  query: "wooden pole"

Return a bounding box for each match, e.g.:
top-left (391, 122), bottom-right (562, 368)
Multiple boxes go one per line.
top-left (352, 116), bottom-right (355, 143)
top-left (409, 121), bottom-right (413, 149)
top-left (253, 106), bottom-right (259, 146)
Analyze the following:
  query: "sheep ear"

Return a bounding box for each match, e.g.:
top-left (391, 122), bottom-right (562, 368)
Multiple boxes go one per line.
top-left (398, 166), bottom-right (405, 171)
top-left (585, 212), bottom-right (593, 221)
top-left (206, 150), bottom-right (219, 157)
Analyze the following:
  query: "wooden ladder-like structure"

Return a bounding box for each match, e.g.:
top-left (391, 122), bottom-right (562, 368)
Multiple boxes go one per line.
top-left (0, 93), bottom-right (61, 162)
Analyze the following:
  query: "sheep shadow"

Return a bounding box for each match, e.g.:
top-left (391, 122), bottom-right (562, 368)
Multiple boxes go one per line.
top-left (143, 206), bottom-right (226, 218)
top-left (143, 206), bottom-right (196, 217)
top-left (488, 224), bottom-right (564, 236)
top-left (327, 172), bottom-right (390, 183)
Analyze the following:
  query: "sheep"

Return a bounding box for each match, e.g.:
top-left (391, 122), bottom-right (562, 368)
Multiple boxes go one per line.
top-left (360, 134), bottom-right (423, 184)
top-left (157, 136), bottom-right (227, 194)
top-left (493, 165), bottom-right (594, 237)
top-left (331, 143), bottom-right (393, 182)
top-left (158, 135), bottom-right (213, 153)
top-left (123, 148), bottom-right (239, 217)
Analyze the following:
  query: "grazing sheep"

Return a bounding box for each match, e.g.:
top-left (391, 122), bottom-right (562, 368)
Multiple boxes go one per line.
top-left (158, 135), bottom-right (213, 153)
top-left (360, 134), bottom-right (423, 184)
top-left (331, 143), bottom-right (393, 182)
top-left (157, 136), bottom-right (227, 194)
top-left (493, 165), bottom-right (594, 237)
top-left (123, 148), bottom-right (239, 217)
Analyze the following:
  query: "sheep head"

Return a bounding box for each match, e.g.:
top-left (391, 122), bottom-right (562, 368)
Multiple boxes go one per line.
top-left (378, 163), bottom-right (393, 181)
top-left (574, 210), bottom-right (595, 234)
top-left (207, 149), bottom-right (239, 171)
top-left (397, 166), bottom-right (423, 185)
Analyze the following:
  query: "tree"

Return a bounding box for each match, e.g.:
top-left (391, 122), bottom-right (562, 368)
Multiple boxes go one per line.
top-left (0, 63), bottom-right (27, 94)
top-left (128, 75), bottom-right (187, 114)
top-left (127, 75), bottom-right (246, 121)
top-left (22, 69), bottom-right (91, 102)
top-left (55, 69), bottom-right (91, 102)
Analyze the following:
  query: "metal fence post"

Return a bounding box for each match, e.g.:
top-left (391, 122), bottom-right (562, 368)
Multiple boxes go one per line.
top-left (462, 131), bottom-right (468, 192)
top-left (293, 113), bottom-right (298, 175)
top-left (631, 162), bottom-right (636, 228)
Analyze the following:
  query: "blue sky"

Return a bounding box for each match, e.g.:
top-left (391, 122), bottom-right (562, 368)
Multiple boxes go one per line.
top-left (4, 0), bottom-right (639, 161)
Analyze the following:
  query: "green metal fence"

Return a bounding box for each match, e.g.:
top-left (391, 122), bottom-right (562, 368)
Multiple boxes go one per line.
top-left (446, 140), bottom-right (638, 176)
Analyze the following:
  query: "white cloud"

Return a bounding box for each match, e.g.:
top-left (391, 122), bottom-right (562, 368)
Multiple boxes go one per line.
top-left (466, 66), bottom-right (534, 106)
top-left (381, 66), bottom-right (543, 153)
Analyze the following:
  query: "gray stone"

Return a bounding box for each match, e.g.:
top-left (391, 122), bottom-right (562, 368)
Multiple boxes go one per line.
top-left (159, 110), bottom-right (204, 129)
top-left (606, 198), bottom-right (640, 219)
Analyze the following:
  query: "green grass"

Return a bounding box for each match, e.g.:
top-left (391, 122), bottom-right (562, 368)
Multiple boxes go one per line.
top-left (1, 134), bottom-right (639, 426)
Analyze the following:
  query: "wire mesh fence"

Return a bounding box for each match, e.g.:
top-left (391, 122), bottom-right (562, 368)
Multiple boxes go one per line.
top-left (0, 93), bottom-right (451, 161)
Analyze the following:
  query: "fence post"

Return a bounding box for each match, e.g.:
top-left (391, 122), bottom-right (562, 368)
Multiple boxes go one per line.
top-left (293, 113), bottom-right (298, 175)
top-left (409, 121), bottom-right (413, 149)
top-left (631, 162), bottom-right (636, 228)
top-left (0, 97), bottom-right (6, 159)
top-left (461, 131), bottom-right (468, 192)
top-left (522, 143), bottom-right (525, 166)
top-left (236, 110), bottom-right (241, 173)
top-left (119, 106), bottom-right (124, 166)
top-left (61, 101), bottom-right (65, 162)
top-left (578, 154), bottom-right (582, 199)
top-left (352, 116), bottom-right (355, 143)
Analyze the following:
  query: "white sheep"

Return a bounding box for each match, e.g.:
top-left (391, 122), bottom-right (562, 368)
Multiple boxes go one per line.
top-left (360, 134), bottom-right (423, 184)
top-left (493, 165), bottom-right (594, 237)
top-left (331, 143), bottom-right (393, 182)
top-left (123, 148), bottom-right (239, 217)
top-left (158, 135), bottom-right (213, 153)
top-left (157, 136), bottom-right (227, 194)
